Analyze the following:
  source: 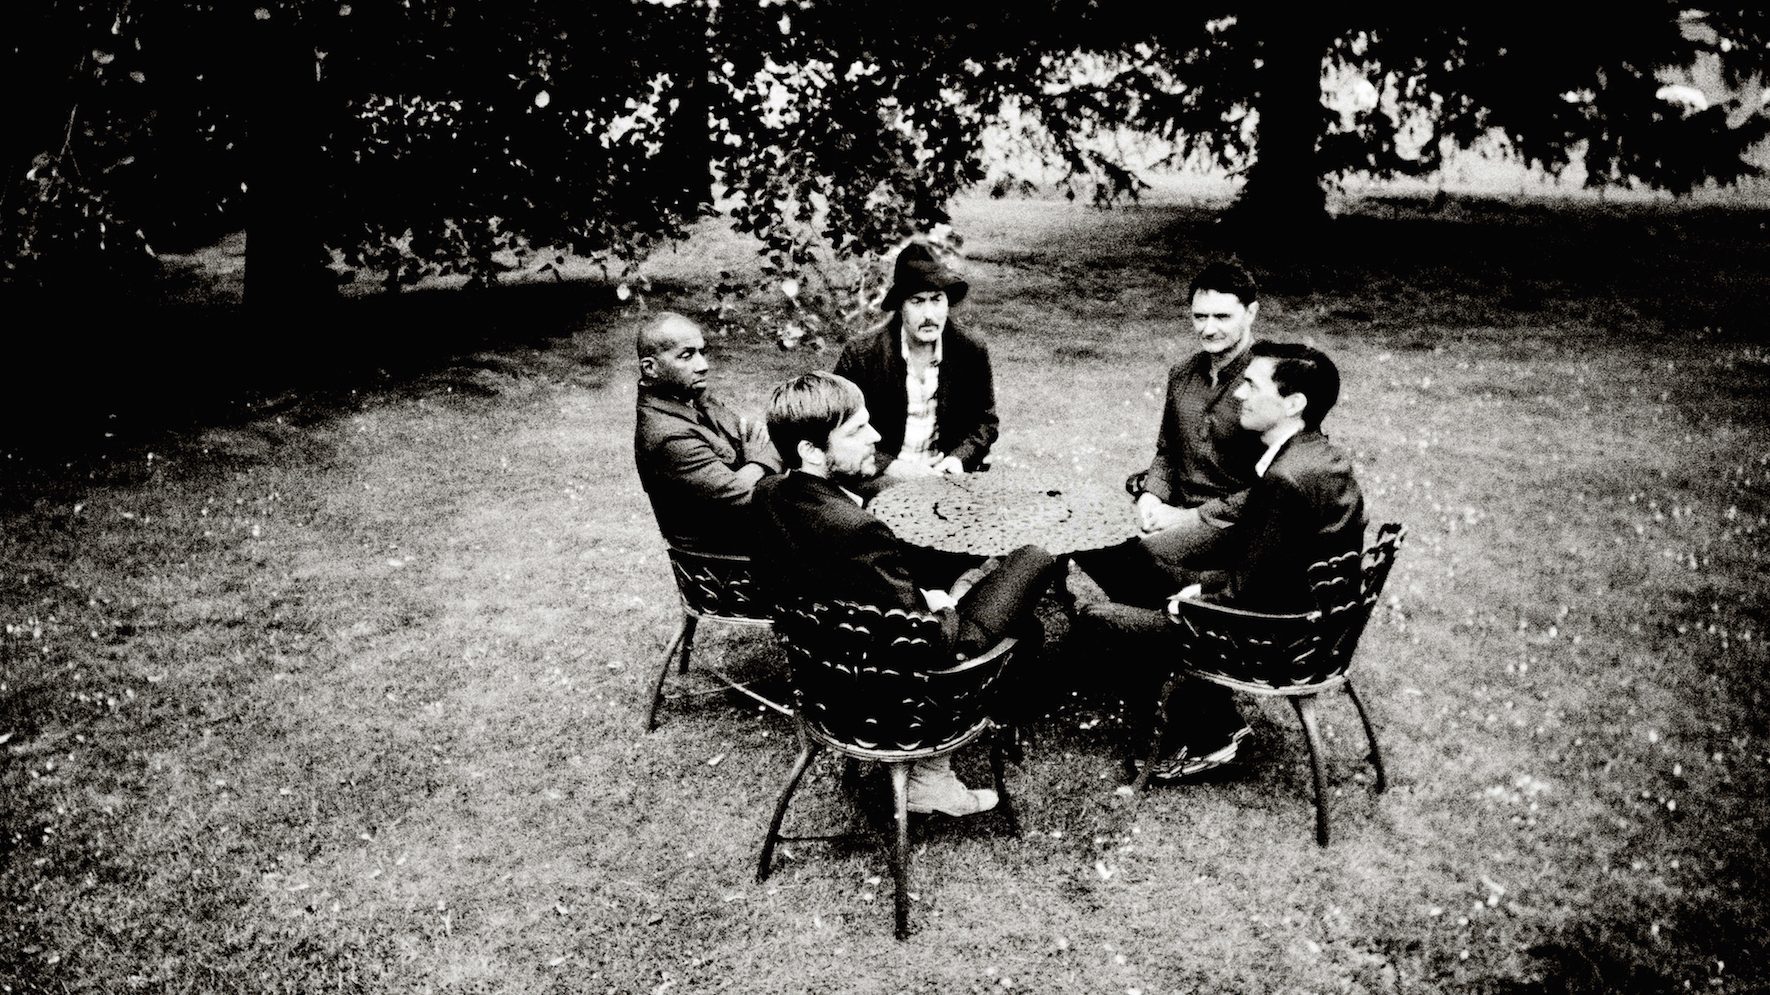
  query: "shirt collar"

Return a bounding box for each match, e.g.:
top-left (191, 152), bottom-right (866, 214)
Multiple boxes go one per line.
top-left (1205, 341), bottom-right (1253, 387)
top-left (1255, 422), bottom-right (1304, 477)
top-left (790, 468), bottom-right (866, 507)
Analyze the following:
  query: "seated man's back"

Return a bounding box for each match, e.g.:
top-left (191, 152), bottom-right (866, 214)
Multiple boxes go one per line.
top-left (1201, 425), bottom-right (1364, 614)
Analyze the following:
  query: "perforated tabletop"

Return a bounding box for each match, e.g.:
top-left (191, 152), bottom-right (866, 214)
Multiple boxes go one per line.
top-left (868, 472), bottom-right (1137, 557)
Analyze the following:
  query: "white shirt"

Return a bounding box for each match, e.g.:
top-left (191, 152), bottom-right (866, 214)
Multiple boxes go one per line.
top-left (897, 333), bottom-right (943, 467)
top-left (1254, 423), bottom-right (1303, 477)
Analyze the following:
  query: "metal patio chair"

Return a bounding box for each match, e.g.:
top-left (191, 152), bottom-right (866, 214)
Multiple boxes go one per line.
top-left (756, 600), bottom-right (1021, 939)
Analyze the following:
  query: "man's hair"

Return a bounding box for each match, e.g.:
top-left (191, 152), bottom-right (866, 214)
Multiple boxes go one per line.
top-left (635, 311), bottom-right (698, 360)
top-left (1187, 260), bottom-right (1259, 307)
top-left (766, 371), bottom-right (866, 469)
top-left (1251, 341), bottom-right (1340, 429)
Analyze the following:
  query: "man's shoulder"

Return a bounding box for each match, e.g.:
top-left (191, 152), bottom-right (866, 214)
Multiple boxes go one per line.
top-left (1165, 351), bottom-right (1208, 383)
top-left (1267, 432), bottom-right (1356, 491)
top-left (758, 472), bottom-right (876, 529)
top-left (634, 390), bottom-right (690, 447)
top-left (839, 321), bottom-right (896, 359)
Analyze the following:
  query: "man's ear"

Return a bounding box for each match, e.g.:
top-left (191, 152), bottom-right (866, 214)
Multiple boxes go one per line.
top-left (796, 438), bottom-right (824, 468)
top-left (1245, 300), bottom-right (1259, 323)
top-left (637, 356), bottom-right (657, 382)
top-left (1281, 389), bottom-right (1307, 419)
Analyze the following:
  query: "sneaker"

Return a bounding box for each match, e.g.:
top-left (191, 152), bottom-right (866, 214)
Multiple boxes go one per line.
top-left (905, 761), bottom-right (999, 816)
top-left (1150, 725), bottom-right (1252, 782)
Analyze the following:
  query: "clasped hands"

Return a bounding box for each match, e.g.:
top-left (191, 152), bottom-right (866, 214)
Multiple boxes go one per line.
top-left (1134, 491), bottom-right (1201, 535)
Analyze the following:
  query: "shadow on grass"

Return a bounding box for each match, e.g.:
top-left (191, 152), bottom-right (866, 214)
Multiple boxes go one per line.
top-left (0, 274), bottom-right (636, 467)
top-left (998, 197), bottom-right (1770, 341)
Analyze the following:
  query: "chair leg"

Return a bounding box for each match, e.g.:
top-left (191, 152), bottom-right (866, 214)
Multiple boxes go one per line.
top-left (1343, 679), bottom-right (1387, 793)
top-left (641, 616), bottom-right (691, 733)
top-left (1289, 695), bottom-right (1331, 847)
top-left (889, 762), bottom-right (913, 940)
top-left (677, 613), bottom-right (699, 675)
top-left (756, 737), bottom-right (821, 883)
top-left (1126, 674), bottom-right (1181, 794)
top-left (990, 738), bottom-right (1020, 837)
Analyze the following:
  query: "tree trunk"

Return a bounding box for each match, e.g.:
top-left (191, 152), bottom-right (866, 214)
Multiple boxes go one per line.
top-left (242, 8), bottom-right (329, 324)
top-left (1230, 13), bottom-right (1336, 235)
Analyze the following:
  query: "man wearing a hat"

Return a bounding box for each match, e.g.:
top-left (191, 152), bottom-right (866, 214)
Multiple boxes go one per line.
top-left (832, 241), bottom-right (998, 481)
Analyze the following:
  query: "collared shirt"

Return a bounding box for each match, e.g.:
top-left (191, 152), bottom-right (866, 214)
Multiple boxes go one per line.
top-left (1144, 344), bottom-right (1265, 525)
top-left (1254, 422), bottom-right (1303, 477)
top-left (897, 333), bottom-right (943, 466)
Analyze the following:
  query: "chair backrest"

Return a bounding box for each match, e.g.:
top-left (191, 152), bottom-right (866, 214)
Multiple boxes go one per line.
top-left (1169, 523), bottom-right (1406, 691)
top-left (771, 600), bottom-right (1016, 754)
top-left (1308, 522), bottom-right (1407, 675)
top-left (666, 545), bottom-right (769, 622)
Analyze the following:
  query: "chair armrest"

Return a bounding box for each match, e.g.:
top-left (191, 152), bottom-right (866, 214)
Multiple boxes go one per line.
top-left (1166, 597), bottom-right (1317, 626)
top-left (665, 543), bottom-right (754, 566)
top-left (924, 635), bottom-right (1019, 676)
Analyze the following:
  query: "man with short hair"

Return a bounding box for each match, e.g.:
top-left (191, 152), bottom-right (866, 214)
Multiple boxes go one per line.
top-left (633, 311), bottom-right (782, 554)
top-left (753, 371), bottom-right (1055, 816)
top-left (833, 241), bottom-right (998, 482)
top-left (1078, 342), bottom-right (1366, 780)
top-left (1126, 259), bottom-right (1268, 567)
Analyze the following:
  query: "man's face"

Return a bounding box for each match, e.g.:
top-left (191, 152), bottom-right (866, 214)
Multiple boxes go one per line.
top-left (1190, 288), bottom-right (1256, 357)
top-left (1234, 356), bottom-right (1299, 435)
top-left (642, 321), bottom-right (709, 396)
top-left (818, 407), bottom-right (881, 482)
top-left (901, 290), bottom-right (949, 345)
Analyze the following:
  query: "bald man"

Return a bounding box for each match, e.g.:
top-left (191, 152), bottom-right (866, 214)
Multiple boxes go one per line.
top-left (634, 312), bottom-right (783, 554)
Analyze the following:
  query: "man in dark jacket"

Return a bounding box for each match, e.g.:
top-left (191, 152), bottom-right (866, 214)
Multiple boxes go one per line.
top-left (1078, 342), bottom-right (1366, 780)
top-left (753, 371), bottom-right (1055, 816)
top-left (633, 312), bottom-right (782, 554)
top-left (833, 242), bottom-right (997, 483)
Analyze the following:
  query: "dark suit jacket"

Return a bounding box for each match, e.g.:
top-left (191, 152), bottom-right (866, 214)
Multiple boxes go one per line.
top-left (1195, 429), bottom-right (1365, 614)
top-left (752, 471), bottom-right (964, 648)
top-left (634, 385), bottom-right (782, 554)
top-left (832, 317), bottom-right (998, 472)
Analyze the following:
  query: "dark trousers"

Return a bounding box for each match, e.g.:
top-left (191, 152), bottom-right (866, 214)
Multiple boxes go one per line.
top-left (952, 544), bottom-right (1056, 658)
top-left (1070, 540), bottom-right (1245, 750)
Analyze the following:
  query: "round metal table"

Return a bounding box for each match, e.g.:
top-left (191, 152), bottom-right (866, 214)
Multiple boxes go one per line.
top-left (867, 471), bottom-right (1137, 557)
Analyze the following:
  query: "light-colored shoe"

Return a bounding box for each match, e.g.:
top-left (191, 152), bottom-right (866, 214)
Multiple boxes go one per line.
top-left (905, 760), bottom-right (999, 816)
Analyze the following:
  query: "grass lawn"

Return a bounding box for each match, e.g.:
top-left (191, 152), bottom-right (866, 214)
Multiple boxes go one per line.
top-left (2, 194), bottom-right (1767, 994)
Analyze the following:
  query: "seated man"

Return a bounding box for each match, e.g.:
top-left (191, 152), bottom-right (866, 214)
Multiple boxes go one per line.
top-left (1076, 342), bottom-right (1366, 779)
top-left (633, 312), bottom-right (783, 554)
top-left (1126, 259), bottom-right (1268, 566)
top-left (752, 372), bottom-right (1055, 816)
top-left (833, 241), bottom-right (997, 483)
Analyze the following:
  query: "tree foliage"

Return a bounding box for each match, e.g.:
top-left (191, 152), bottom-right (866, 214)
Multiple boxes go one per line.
top-left (5, 2), bottom-right (1768, 321)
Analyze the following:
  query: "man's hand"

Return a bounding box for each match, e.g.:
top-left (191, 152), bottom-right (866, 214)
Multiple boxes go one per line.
top-left (921, 588), bottom-right (959, 612)
top-left (884, 458), bottom-right (939, 479)
top-left (1135, 493), bottom-right (1198, 534)
top-left (1166, 583), bottom-right (1205, 614)
top-left (933, 455), bottom-right (965, 476)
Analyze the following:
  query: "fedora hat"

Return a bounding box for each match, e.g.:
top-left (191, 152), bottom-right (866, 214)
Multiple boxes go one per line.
top-left (881, 242), bottom-right (968, 313)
